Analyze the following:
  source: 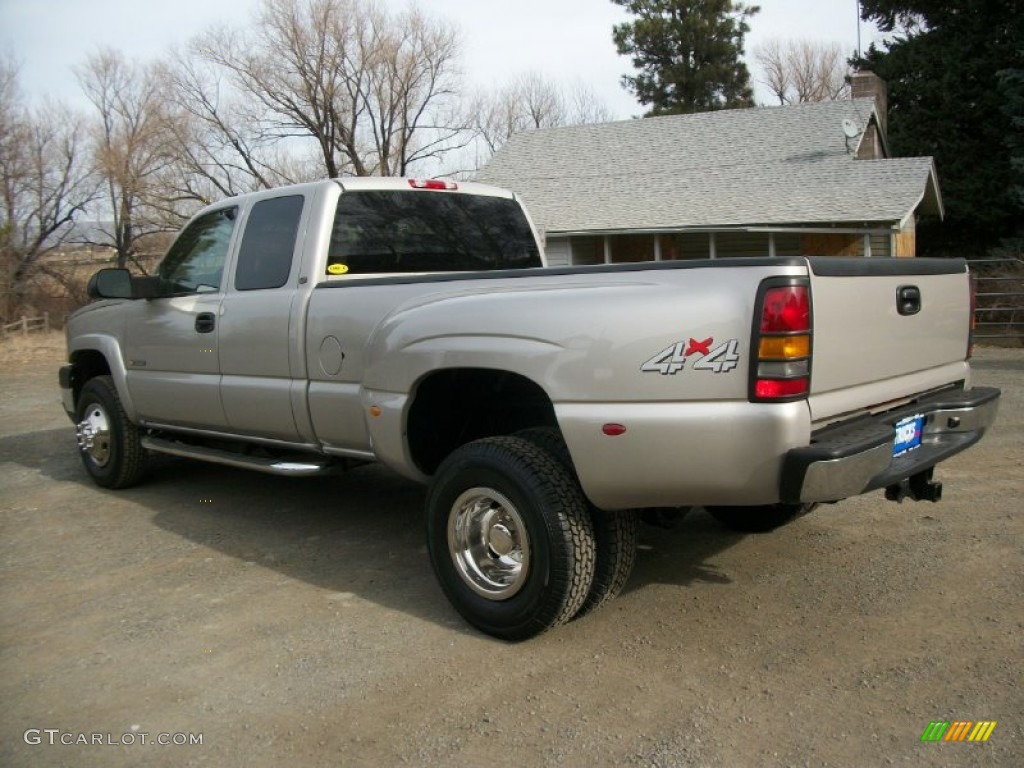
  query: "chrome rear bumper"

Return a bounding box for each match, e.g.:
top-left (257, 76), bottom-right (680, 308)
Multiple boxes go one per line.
top-left (781, 386), bottom-right (1001, 504)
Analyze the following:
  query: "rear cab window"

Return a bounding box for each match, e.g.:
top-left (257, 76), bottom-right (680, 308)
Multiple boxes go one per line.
top-left (234, 195), bottom-right (305, 291)
top-left (326, 190), bottom-right (541, 277)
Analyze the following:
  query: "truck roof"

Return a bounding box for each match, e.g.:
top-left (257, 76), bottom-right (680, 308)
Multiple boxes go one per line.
top-left (201, 177), bottom-right (516, 214)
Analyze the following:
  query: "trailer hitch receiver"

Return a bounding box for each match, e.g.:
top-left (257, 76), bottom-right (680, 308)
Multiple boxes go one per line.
top-left (885, 468), bottom-right (943, 503)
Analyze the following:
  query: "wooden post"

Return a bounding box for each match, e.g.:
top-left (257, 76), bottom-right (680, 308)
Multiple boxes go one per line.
top-left (21, 316), bottom-right (27, 336)
top-left (44, 312), bottom-right (49, 333)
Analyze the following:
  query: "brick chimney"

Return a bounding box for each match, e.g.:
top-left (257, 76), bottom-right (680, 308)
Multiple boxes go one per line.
top-left (850, 70), bottom-right (888, 159)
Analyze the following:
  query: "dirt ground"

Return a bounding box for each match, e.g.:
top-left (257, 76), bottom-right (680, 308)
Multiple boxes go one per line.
top-left (1, 334), bottom-right (1021, 767)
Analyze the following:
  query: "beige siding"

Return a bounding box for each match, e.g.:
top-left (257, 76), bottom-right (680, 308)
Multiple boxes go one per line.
top-left (870, 232), bottom-right (891, 258)
top-left (545, 238), bottom-right (571, 267)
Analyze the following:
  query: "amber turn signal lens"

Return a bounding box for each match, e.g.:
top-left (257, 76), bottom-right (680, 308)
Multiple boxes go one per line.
top-left (758, 335), bottom-right (810, 359)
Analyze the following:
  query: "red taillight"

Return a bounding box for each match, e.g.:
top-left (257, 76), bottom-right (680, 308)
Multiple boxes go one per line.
top-left (755, 378), bottom-right (809, 399)
top-left (751, 281), bottom-right (812, 402)
top-left (408, 178), bottom-right (458, 191)
top-left (761, 286), bottom-right (810, 333)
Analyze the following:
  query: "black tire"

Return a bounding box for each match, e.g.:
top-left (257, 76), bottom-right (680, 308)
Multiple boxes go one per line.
top-left (426, 436), bottom-right (596, 641)
top-left (74, 375), bottom-right (147, 489)
top-left (515, 427), bottom-right (639, 617)
top-left (705, 503), bottom-right (816, 533)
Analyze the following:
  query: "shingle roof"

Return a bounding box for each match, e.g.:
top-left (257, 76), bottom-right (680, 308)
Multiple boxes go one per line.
top-left (475, 99), bottom-right (942, 234)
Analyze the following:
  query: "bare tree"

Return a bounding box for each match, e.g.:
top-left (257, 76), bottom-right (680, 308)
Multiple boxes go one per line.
top-left (356, 3), bottom-right (470, 175)
top-left (472, 72), bottom-right (614, 160)
top-left (76, 48), bottom-right (179, 269)
top-left (0, 53), bottom-right (23, 262)
top-left (474, 73), bottom-right (563, 156)
top-left (158, 47), bottom-right (300, 204)
top-left (1, 57), bottom-right (96, 318)
top-left (754, 39), bottom-right (850, 106)
top-left (194, 0), bottom-right (468, 179)
top-left (568, 80), bottom-right (615, 126)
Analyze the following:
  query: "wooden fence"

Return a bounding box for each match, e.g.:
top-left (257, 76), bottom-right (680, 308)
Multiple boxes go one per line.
top-left (2, 313), bottom-right (50, 338)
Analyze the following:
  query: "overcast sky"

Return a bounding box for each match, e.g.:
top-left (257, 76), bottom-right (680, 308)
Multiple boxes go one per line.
top-left (1, 0), bottom-right (882, 117)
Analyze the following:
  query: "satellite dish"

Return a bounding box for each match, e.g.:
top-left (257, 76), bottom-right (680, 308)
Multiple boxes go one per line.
top-left (842, 118), bottom-right (861, 139)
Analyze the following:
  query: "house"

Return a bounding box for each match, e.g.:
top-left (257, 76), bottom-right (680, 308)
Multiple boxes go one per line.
top-left (475, 73), bottom-right (942, 266)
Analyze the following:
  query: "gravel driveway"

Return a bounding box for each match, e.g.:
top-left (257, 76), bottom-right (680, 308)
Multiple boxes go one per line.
top-left (1, 341), bottom-right (1021, 767)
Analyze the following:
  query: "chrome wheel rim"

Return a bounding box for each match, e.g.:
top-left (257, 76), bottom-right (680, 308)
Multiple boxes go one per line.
top-left (76, 402), bottom-right (112, 467)
top-left (448, 487), bottom-right (530, 600)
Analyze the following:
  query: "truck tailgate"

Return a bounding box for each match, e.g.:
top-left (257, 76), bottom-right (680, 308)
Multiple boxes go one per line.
top-left (806, 258), bottom-right (971, 423)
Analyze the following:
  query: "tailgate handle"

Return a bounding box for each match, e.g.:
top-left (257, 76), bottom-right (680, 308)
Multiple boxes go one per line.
top-left (897, 286), bottom-right (921, 316)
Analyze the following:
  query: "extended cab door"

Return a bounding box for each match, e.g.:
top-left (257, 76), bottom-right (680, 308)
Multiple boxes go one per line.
top-left (217, 193), bottom-right (309, 442)
top-left (122, 206), bottom-right (238, 429)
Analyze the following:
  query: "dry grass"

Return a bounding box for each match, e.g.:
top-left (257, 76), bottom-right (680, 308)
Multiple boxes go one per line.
top-left (0, 330), bottom-right (66, 370)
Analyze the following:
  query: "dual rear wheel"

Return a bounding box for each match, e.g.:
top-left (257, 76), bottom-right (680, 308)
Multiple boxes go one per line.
top-left (426, 433), bottom-right (638, 641)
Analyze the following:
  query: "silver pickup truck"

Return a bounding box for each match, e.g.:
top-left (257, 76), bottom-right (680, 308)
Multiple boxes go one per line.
top-left (60, 177), bottom-right (1000, 640)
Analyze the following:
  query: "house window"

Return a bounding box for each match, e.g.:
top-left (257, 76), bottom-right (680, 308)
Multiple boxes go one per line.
top-left (773, 233), bottom-right (802, 257)
top-left (662, 233), bottom-right (714, 260)
top-left (610, 235), bottom-right (656, 263)
top-left (569, 237), bottom-right (604, 265)
top-left (715, 232), bottom-right (771, 258)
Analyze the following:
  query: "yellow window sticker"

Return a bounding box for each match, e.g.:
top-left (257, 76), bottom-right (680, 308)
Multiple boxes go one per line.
top-left (327, 263), bottom-right (349, 275)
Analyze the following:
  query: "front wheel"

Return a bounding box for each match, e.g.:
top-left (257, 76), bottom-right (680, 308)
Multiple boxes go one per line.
top-left (74, 375), bottom-right (148, 489)
top-left (426, 437), bottom-right (596, 641)
top-left (705, 503), bottom-right (816, 533)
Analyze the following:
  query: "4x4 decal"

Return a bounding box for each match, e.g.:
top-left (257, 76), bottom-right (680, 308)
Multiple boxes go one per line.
top-left (641, 337), bottom-right (740, 375)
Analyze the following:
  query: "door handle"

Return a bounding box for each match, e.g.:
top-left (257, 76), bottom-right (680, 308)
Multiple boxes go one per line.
top-left (897, 286), bottom-right (921, 316)
top-left (195, 312), bottom-right (216, 333)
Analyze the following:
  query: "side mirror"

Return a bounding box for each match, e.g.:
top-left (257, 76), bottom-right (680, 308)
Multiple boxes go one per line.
top-left (87, 268), bottom-right (133, 300)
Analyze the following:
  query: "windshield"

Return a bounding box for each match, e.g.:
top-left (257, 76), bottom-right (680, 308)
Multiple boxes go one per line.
top-left (327, 190), bottom-right (541, 275)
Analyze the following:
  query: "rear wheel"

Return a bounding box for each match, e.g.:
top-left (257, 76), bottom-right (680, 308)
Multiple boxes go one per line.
top-left (74, 375), bottom-right (147, 489)
top-left (705, 503), bottom-right (816, 533)
top-left (515, 428), bottom-right (639, 617)
top-left (426, 436), bottom-right (596, 641)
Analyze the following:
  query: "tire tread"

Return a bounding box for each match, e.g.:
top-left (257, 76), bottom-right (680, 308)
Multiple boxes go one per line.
top-left (77, 375), bottom-right (147, 489)
top-left (515, 427), bottom-right (639, 618)
top-left (426, 436), bottom-right (596, 640)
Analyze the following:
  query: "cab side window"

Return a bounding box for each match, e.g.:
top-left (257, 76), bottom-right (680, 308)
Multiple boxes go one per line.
top-left (234, 195), bottom-right (305, 291)
top-left (158, 207), bottom-right (238, 295)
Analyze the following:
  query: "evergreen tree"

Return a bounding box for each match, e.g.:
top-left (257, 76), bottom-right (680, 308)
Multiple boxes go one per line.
top-left (612, 0), bottom-right (760, 116)
top-left (858, 0), bottom-right (1024, 255)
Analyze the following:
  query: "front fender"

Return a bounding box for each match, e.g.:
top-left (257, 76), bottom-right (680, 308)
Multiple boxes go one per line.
top-left (68, 334), bottom-right (137, 422)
